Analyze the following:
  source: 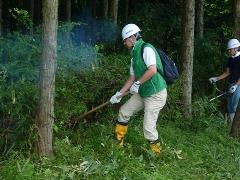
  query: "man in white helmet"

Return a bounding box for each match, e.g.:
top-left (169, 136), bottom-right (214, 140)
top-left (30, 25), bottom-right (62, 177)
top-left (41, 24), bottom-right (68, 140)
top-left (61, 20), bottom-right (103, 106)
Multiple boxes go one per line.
top-left (209, 38), bottom-right (240, 122)
top-left (109, 24), bottom-right (167, 154)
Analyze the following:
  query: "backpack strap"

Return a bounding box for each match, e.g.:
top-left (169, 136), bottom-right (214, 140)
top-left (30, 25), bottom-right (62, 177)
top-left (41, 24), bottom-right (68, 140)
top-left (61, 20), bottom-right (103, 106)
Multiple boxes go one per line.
top-left (140, 42), bottom-right (164, 77)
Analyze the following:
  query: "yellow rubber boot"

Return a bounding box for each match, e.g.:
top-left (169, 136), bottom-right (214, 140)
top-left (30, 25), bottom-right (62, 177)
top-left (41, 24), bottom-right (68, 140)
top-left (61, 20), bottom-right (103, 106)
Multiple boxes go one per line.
top-left (150, 142), bottom-right (161, 154)
top-left (115, 123), bottom-right (128, 146)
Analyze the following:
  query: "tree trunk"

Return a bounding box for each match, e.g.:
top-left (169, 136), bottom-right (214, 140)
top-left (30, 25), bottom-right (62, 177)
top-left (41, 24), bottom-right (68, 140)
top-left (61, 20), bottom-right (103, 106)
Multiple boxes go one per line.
top-left (181, 0), bottom-right (195, 119)
top-left (0, 0), bottom-right (2, 36)
top-left (104, 0), bottom-right (109, 19)
top-left (66, 0), bottom-right (71, 22)
top-left (36, 0), bottom-right (42, 25)
top-left (230, 103), bottom-right (240, 138)
top-left (36, 0), bottom-right (58, 158)
top-left (91, 0), bottom-right (97, 18)
top-left (30, 0), bottom-right (34, 34)
top-left (111, 0), bottom-right (119, 24)
top-left (124, 0), bottom-right (129, 23)
top-left (195, 0), bottom-right (204, 39)
top-left (233, 0), bottom-right (240, 39)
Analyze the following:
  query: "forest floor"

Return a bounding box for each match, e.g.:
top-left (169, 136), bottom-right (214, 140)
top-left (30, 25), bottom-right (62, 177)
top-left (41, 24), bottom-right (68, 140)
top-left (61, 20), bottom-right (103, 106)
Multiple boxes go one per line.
top-left (1, 112), bottom-right (240, 180)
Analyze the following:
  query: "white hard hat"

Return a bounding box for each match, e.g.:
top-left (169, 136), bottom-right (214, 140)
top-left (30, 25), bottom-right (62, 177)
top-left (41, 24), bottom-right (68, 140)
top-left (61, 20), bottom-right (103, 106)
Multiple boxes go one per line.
top-left (227, 39), bottom-right (240, 49)
top-left (121, 24), bottom-right (141, 40)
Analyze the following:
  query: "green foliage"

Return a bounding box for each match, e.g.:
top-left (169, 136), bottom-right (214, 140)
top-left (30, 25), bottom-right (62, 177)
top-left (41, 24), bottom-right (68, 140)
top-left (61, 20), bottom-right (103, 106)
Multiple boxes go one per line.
top-left (128, 0), bottom-right (181, 51)
top-left (9, 8), bottom-right (33, 30)
top-left (1, 30), bottom-right (239, 179)
top-left (160, 75), bottom-right (225, 132)
top-left (0, 153), bottom-right (35, 180)
top-left (205, 0), bottom-right (232, 17)
top-left (159, 76), bottom-right (184, 125)
top-left (191, 97), bottom-right (224, 131)
top-left (55, 53), bottom-right (130, 126)
top-left (0, 23), bottom-right (131, 154)
top-left (1, 117), bottom-right (240, 179)
top-left (0, 1), bottom-right (239, 179)
top-left (0, 32), bottom-right (40, 153)
top-left (0, 23), bottom-right (110, 153)
top-left (193, 36), bottom-right (226, 96)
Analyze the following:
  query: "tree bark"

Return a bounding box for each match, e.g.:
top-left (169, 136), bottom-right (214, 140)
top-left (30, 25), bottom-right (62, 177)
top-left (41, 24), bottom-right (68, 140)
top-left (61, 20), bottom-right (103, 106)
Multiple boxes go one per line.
top-left (111, 0), bottom-right (119, 24)
top-left (91, 0), bottom-right (97, 18)
top-left (230, 102), bottom-right (240, 138)
top-left (66, 0), bottom-right (71, 22)
top-left (30, 0), bottom-right (34, 34)
top-left (36, 0), bottom-right (58, 158)
top-left (0, 0), bottom-right (2, 36)
top-left (36, 0), bottom-right (42, 25)
top-left (233, 0), bottom-right (240, 39)
top-left (124, 0), bottom-right (129, 23)
top-left (181, 0), bottom-right (195, 119)
top-left (104, 0), bottom-right (109, 19)
top-left (195, 0), bottom-right (204, 39)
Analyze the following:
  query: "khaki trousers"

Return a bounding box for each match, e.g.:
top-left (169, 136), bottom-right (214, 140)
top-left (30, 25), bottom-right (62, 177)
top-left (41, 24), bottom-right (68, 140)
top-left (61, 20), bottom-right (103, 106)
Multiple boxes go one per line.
top-left (118, 89), bottom-right (167, 142)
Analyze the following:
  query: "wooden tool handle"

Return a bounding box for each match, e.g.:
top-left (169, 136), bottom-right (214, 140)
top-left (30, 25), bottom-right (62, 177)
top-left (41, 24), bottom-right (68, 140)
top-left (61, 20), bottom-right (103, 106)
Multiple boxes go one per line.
top-left (71, 91), bottom-right (129, 128)
top-left (79, 101), bottom-right (110, 119)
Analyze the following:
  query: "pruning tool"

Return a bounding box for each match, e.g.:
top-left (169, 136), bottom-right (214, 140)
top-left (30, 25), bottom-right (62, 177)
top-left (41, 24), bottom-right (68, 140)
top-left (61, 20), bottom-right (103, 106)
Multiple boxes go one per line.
top-left (209, 82), bottom-right (228, 102)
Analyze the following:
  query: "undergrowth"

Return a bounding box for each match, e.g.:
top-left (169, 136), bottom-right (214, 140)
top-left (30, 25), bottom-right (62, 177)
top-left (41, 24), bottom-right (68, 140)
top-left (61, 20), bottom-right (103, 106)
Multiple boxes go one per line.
top-left (1, 115), bottom-right (240, 179)
top-left (0, 25), bottom-right (240, 180)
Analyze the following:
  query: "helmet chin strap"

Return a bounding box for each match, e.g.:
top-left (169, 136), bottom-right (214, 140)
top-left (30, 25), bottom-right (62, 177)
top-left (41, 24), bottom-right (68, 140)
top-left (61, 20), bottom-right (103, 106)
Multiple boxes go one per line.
top-left (232, 51), bottom-right (240, 58)
top-left (129, 37), bottom-right (137, 47)
top-left (129, 33), bottom-right (141, 47)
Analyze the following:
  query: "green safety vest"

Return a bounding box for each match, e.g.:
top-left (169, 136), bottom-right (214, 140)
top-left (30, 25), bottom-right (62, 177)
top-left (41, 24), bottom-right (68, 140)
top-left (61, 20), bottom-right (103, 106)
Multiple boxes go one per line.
top-left (131, 39), bottom-right (166, 97)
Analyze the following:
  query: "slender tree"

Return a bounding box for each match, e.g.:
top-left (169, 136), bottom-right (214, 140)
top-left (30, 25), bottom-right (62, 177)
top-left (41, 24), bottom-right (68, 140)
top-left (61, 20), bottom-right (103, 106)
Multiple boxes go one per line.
top-left (181, 0), bottom-right (195, 119)
top-left (36, 0), bottom-right (58, 158)
top-left (0, 0), bottom-right (2, 36)
top-left (104, 0), bottom-right (109, 19)
top-left (195, 0), bottom-right (204, 39)
top-left (230, 0), bottom-right (240, 139)
top-left (124, 0), bottom-right (129, 23)
top-left (233, 0), bottom-right (240, 39)
top-left (30, 0), bottom-right (34, 34)
top-left (66, 0), bottom-right (71, 22)
top-left (91, 0), bottom-right (97, 18)
top-left (111, 0), bottom-right (119, 24)
top-left (36, 0), bottom-right (42, 25)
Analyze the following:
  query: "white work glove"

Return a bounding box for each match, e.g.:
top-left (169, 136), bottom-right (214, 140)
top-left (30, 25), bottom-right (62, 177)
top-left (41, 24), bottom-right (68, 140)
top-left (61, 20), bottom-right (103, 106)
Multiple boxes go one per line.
top-left (209, 77), bottom-right (219, 84)
top-left (130, 81), bottom-right (141, 94)
top-left (110, 91), bottom-right (122, 104)
top-left (229, 84), bottom-right (238, 94)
